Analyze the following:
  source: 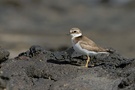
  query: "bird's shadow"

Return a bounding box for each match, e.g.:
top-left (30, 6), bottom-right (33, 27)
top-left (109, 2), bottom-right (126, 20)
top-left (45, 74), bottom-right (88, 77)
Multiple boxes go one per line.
top-left (47, 59), bottom-right (81, 66)
top-left (46, 58), bottom-right (103, 68)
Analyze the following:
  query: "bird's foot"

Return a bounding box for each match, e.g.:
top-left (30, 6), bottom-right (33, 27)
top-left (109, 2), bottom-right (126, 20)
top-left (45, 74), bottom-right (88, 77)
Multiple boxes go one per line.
top-left (90, 64), bottom-right (94, 67)
top-left (85, 65), bottom-right (88, 68)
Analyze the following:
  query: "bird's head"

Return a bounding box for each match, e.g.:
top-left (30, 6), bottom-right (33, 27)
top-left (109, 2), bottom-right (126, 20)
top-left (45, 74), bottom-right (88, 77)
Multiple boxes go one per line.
top-left (70, 28), bottom-right (82, 38)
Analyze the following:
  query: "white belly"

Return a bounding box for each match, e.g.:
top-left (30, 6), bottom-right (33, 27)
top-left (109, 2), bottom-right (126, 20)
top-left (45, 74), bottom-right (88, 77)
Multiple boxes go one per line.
top-left (73, 42), bottom-right (98, 55)
top-left (71, 39), bottom-right (108, 55)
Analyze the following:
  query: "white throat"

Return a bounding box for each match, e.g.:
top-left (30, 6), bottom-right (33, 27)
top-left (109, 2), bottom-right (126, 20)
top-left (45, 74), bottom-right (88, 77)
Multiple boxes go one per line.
top-left (71, 33), bottom-right (82, 39)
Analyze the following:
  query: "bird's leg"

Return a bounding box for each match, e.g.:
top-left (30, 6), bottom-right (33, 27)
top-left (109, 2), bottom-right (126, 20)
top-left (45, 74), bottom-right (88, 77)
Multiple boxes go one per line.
top-left (85, 55), bottom-right (90, 67)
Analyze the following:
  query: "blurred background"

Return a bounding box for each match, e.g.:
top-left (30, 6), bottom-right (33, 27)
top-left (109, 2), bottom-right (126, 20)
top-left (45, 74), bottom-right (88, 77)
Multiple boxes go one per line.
top-left (0, 0), bottom-right (135, 58)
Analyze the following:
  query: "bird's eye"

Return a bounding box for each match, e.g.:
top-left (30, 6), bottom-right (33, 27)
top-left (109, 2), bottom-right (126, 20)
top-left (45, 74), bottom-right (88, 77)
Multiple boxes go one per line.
top-left (74, 31), bottom-right (76, 33)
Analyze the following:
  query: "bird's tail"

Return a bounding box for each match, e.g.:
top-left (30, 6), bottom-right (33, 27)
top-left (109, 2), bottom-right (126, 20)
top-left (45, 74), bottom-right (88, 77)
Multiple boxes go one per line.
top-left (106, 49), bottom-right (115, 54)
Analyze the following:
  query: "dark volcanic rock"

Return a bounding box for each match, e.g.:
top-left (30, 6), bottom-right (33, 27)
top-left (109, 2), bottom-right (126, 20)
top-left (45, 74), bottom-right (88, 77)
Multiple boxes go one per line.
top-left (0, 47), bottom-right (10, 63)
top-left (0, 47), bottom-right (9, 90)
top-left (0, 45), bottom-right (135, 90)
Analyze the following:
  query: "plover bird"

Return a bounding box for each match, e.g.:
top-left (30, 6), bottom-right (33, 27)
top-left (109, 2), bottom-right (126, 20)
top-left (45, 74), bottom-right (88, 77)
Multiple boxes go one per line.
top-left (70, 28), bottom-right (112, 67)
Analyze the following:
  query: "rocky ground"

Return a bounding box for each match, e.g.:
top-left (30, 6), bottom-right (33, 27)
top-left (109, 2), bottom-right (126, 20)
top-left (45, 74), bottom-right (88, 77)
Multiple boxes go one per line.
top-left (0, 45), bottom-right (135, 90)
top-left (0, 1), bottom-right (135, 90)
